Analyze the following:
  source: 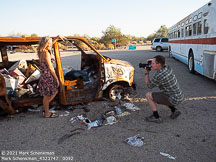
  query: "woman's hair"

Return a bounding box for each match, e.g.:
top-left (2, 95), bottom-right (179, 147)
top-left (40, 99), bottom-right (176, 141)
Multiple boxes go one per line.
top-left (37, 36), bottom-right (51, 59)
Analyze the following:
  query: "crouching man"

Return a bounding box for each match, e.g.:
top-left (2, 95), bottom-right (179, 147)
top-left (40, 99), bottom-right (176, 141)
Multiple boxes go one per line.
top-left (144, 55), bottom-right (184, 123)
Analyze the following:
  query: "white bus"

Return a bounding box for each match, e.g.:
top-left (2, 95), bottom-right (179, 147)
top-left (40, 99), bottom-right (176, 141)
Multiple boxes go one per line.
top-left (168, 0), bottom-right (216, 80)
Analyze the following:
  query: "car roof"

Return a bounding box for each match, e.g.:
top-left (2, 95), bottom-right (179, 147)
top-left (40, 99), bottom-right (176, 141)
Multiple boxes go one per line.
top-left (0, 36), bottom-right (87, 46)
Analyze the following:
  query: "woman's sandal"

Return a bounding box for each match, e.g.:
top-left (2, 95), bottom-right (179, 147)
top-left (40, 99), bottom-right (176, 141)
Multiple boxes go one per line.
top-left (44, 113), bottom-right (59, 118)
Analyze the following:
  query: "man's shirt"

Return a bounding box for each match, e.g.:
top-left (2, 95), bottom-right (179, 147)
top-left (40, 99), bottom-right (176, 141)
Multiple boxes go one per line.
top-left (147, 65), bottom-right (184, 105)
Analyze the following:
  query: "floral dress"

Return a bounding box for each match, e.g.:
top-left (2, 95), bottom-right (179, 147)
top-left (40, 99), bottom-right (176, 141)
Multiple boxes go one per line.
top-left (39, 61), bottom-right (58, 96)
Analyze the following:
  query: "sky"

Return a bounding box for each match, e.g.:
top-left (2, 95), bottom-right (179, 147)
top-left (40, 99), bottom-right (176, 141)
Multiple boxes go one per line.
top-left (0, 0), bottom-right (210, 38)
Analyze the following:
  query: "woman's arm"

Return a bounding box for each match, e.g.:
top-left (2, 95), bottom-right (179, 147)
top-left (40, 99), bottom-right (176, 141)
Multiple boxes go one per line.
top-left (44, 51), bottom-right (59, 87)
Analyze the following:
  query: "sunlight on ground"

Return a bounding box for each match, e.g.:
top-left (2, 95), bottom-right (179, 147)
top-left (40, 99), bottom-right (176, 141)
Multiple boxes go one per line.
top-left (128, 96), bottom-right (216, 103)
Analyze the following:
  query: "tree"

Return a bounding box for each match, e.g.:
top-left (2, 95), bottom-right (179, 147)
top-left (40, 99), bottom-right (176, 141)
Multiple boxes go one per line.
top-left (146, 25), bottom-right (168, 41)
top-left (100, 25), bottom-right (129, 47)
top-left (31, 33), bottom-right (38, 37)
top-left (8, 32), bottom-right (25, 36)
top-left (155, 25), bottom-right (168, 37)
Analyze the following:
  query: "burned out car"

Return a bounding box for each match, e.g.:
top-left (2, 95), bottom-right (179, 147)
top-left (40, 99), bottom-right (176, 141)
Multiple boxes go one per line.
top-left (0, 36), bottom-right (136, 114)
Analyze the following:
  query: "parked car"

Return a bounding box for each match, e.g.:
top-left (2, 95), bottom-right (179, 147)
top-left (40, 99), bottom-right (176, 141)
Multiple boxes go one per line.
top-left (151, 37), bottom-right (169, 52)
top-left (0, 36), bottom-right (136, 114)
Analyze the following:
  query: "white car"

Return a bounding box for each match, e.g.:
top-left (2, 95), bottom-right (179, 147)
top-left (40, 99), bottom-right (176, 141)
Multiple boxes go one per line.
top-left (151, 37), bottom-right (169, 52)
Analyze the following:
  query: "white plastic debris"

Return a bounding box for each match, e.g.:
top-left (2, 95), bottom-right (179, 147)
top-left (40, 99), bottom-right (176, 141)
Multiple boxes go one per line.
top-left (160, 152), bottom-right (176, 160)
top-left (125, 134), bottom-right (144, 147)
top-left (123, 103), bottom-right (140, 111)
top-left (105, 116), bottom-right (117, 125)
top-left (88, 119), bottom-right (103, 130)
top-left (116, 93), bottom-right (122, 100)
top-left (69, 115), bottom-right (91, 124)
top-left (28, 108), bottom-right (41, 112)
top-left (69, 116), bottom-right (79, 123)
top-left (25, 69), bottom-right (40, 83)
top-left (59, 111), bottom-right (70, 117)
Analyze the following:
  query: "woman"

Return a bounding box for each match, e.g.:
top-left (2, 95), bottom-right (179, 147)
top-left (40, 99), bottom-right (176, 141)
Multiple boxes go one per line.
top-left (38, 36), bottom-right (59, 118)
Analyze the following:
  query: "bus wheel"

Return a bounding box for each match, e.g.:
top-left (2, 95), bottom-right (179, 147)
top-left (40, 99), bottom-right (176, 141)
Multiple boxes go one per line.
top-left (168, 46), bottom-right (172, 57)
top-left (188, 52), bottom-right (195, 74)
top-left (107, 84), bottom-right (125, 101)
top-left (156, 46), bottom-right (162, 52)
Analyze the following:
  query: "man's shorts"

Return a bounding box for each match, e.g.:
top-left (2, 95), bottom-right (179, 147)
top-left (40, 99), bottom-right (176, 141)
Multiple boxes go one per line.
top-left (152, 92), bottom-right (174, 107)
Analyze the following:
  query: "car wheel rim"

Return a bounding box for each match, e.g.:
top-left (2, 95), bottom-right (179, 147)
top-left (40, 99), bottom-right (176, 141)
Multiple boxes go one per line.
top-left (110, 87), bottom-right (124, 100)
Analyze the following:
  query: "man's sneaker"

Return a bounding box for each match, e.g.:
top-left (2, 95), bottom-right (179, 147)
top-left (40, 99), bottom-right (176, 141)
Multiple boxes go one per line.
top-left (145, 114), bottom-right (162, 124)
top-left (170, 110), bottom-right (181, 119)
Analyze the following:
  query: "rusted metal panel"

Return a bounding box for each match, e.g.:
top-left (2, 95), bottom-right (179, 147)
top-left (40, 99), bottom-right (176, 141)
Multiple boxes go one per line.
top-left (0, 46), bottom-right (9, 66)
top-left (53, 42), bottom-right (67, 105)
top-left (13, 97), bottom-right (43, 108)
top-left (0, 74), bottom-right (15, 114)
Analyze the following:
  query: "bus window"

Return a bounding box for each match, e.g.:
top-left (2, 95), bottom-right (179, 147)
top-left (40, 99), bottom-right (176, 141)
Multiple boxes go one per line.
top-left (204, 19), bottom-right (209, 34)
top-left (178, 30), bottom-right (180, 38)
top-left (197, 21), bottom-right (202, 35)
top-left (189, 25), bottom-right (192, 36)
top-left (181, 28), bottom-right (184, 37)
top-left (193, 23), bottom-right (197, 35)
top-left (185, 26), bottom-right (189, 37)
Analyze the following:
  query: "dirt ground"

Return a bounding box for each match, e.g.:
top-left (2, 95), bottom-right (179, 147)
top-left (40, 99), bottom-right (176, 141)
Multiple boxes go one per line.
top-left (0, 47), bottom-right (216, 162)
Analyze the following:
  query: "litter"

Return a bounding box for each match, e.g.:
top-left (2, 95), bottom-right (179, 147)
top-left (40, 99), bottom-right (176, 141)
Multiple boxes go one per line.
top-left (1, 60), bottom-right (41, 98)
top-left (105, 116), bottom-right (117, 125)
top-left (114, 106), bottom-right (122, 115)
top-left (123, 103), bottom-right (140, 111)
top-left (116, 111), bottom-right (130, 117)
top-left (28, 108), bottom-right (41, 112)
top-left (0, 68), bottom-right (9, 74)
top-left (88, 119), bottom-right (103, 130)
top-left (25, 69), bottom-right (40, 83)
top-left (69, 116), bottom-right (80, 123)
top-left (3, 74), bottom-right (18, 93)
top-left (160, 152), bottom-right (176, 160)
top-left (105, 110), bottom-right (115, 116)
top-left (69, 114), bottom-right (91, 124)
top-left (59, 111), bottom-right (70, 117)
top-left (9, 68), bottom-right (26, 85)
top-left (125, 134), bottom-right (145, 147)
top-left (8, 59), bottom-right (28, 74)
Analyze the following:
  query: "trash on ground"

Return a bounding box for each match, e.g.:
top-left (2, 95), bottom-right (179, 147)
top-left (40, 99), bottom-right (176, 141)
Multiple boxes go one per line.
top-left (105, 116), bottom-right (117, 125)
top-left (28, 108), bottom-right (41, 112)
top-left (59, 111), bottom-right (70, 117)
top-left (88, 119), bottom-right (103, 130)
top-left (105, 110), bottom-right (115, 116)
top-left (116, 111), bottom-right (131, 117)
top-left (69, 114), bottom-right (91, 124)
top-left (123, 103), bottom-right (140, 111)
top-left (160, 152), bottom-right (176, 160)
top-left (114, 106), bottom-right (122, 115)
top-left (125, 134), bottom-right (144, 147)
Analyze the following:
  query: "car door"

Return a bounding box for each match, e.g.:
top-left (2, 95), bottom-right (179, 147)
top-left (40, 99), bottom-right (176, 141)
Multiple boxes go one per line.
top-left (161, 38), bottom-right (169, 50)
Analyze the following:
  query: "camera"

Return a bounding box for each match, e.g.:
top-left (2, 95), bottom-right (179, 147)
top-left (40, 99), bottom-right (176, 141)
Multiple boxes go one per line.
top-left (139, 60), bottom-right (152, 71)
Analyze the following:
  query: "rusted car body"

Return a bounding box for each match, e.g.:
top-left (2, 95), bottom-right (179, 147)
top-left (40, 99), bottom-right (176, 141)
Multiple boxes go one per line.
top-left (0, 36), bottom-right (135, 114)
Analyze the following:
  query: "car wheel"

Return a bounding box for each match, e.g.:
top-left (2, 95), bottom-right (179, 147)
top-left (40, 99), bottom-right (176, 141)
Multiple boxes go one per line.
top-left (188, 52), bottom-right (195, 74)
top-left (156, 46), bottom-right (162, 52)
top-left (107, 84), bottom-right (125, 101)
